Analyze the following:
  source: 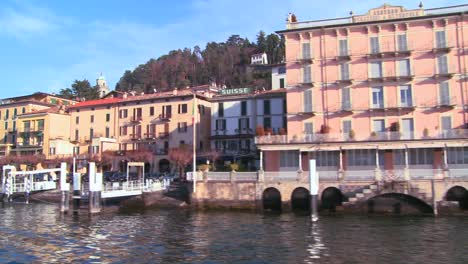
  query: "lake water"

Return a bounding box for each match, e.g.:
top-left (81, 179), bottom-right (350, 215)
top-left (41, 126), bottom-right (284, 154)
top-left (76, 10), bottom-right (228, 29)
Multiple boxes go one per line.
top-left (0, 203), bottom-right (467, 263)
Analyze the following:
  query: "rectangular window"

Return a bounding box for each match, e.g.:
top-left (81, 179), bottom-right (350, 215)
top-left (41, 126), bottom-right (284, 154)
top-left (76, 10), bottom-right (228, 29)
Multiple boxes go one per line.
top-left (4, 122), bottom-right (8, 130)
top-left (279, 78), bottom-right (285, 88)
top-left (372, 87), bottom-right (384, 108)
top-left (162, 105), bottom-right (172, 118)
top-left (370, 61), bottom-right (383, 78)
top-left (150, 107), bottom-right (154, 116)
top-left (119, 126), bottom-right (128, 136)
top-left (303, 89), bottom-right (312, 112)
top-left (119, 109), bottom-right (128, 118)
top-left (397, 34), bottom-right (408, 51)
top-left (401, 118), bottom-right (414, 139)
top-left (400, 85), bottom-right (413, 107)
top-left (13, 108), bottom-right (17, 118)
top-left (447, 147), bottom-right (468, 164)
top-left (398, 59), bottom-right (411, 76)
top-left (37, 119), bottom-right (44, 131)
top-left (238, 118), bottom-right (250, 130)
top-left (178, 104), bottom-right (188, 114)
top-left (347, 149), bottom-right (378, 167)
top-left (178, 122), bottom-right (188, 133)
top-left (409, 149), bottom-right (434, 165)
top-left (343, 120), bottom-right (352, 134)
top-left (315, 151), bottom-right (339, 167)
top-left (303, 64), bottom-right (312, 83)
top-left (341, 88), bottom-right (351, 110)
top-left (437, 55), bottom-right (448, 74)
top-left (340, 63), bottom-right (350, 80)
top-left (215, 119), bottom-right (226, 130)
top-left (370, 36), bottom-right (379, 53)
top-left (435, 31), bottom-right (447, 48)
top-left (75, 129), bottom-right (79, 141)
top-left (90, 115), bottom-right (94, 123)
top-left (218, 103), bottom-right (224, 117)
top-left (105, 127), bottom-right (110, 138)
top-left (49, 147), bottom-right (56, 155)
top-left (441, 116), bottom-right (452, 133)
top-left (73, 146), bottom-right (80, 155)
top-left (339, 39), bottom-right (348, 56)
top-left (302, 42), bottom-right (311, 59)
top-left (304, 122), bottom-right (313, 135)
top-left (263, 117), bottom-right (271, 130)
top-left (76, 116), bottom-right (79, 124)
top-left (280, 150), bottom-right (299, 168)
top-left (106, 113), bottom-right (110, 122)
top-left (373, 119), bottom-right (385, 132)
top-left (241, 101), bottom-right (247, 116)
top-left (439, 82), bottom-right (450, 105)
top-left (263, 100), bottom-right (271, 115)
top-left (5, 109), bottom-right (9, 119)
top-left (89, 128), bottom-right (94, 139)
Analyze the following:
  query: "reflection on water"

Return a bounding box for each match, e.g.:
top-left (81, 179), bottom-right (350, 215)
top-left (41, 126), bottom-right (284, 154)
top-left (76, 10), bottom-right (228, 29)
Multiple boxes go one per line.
top-left (0, 203), bottom-right (467, 263)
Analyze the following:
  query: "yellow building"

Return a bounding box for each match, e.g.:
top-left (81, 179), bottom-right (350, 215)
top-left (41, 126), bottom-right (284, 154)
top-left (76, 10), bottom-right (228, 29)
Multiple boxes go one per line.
top-left (14, 106), bottom-right (73, 159)
top-left (68, 89), bottom-right (211, 172)
top-left (0, 92), bottom-right (75, 156)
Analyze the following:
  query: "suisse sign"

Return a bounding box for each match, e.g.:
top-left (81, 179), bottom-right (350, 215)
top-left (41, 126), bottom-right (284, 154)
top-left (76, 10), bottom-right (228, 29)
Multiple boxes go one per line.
top-left (220, 88), bottom-right (252, 96)
top-left (353, 4), bottom-right (424, 23)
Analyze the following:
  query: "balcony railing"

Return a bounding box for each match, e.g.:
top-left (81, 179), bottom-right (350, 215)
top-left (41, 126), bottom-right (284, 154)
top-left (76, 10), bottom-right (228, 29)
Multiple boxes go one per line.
top-left (130, 116), bottom-right (143, 123)
top-left (158, 132), bottom-right (169, 138)
top-left (159, 113), bottom-right (172, 121)
top-left (255, 129), bottom-right (468, 144)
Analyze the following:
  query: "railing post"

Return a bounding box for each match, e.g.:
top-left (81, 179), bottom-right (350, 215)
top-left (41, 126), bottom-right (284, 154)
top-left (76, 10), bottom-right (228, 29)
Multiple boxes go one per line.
top-left (259, 151), bottom-right (263, 171)
top-left (60, 162), bottom-right (70, 213)
top-left (257, 170), bottom-right (264, 182)
top-left (203, 171), bottom-right (208, 183)
top-left (404, 146), bottom-right (410, 181)
top-left (88, 162), bottom-right (101, 214)
top-left (230, 171), bottom-right (236, 183)
top-left (72, 172), bottom-right (81, 214)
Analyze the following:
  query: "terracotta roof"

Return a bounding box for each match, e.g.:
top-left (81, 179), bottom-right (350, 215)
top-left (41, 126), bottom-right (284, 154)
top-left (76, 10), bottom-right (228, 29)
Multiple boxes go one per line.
top-left (68, 97), bottom-right (122, 108)
top-left (16, 106), bottom-right (67, 117)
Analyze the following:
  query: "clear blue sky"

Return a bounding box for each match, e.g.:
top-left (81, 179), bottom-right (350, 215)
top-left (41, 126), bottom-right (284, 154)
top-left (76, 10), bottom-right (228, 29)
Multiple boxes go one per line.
top-left (0, 0), bottom-right (465, 98)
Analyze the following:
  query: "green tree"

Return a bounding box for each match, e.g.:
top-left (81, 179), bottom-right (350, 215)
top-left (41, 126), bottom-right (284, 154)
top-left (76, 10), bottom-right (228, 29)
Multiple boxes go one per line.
top-left (58, 79), bottom-right (100, 101)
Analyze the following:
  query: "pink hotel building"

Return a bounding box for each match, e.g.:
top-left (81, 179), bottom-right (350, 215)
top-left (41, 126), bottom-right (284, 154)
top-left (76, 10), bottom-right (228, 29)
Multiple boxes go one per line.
top-left (256, 4), bottom-right (468, 180)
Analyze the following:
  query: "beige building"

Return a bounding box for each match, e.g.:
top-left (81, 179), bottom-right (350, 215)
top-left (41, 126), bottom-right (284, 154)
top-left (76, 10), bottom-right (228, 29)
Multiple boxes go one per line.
top-left (14, 106), bottom-right (72, 159)
top-left (68, 89), bottom-right (211, 172)
top-left (0, 92), bottom-right (75, 157)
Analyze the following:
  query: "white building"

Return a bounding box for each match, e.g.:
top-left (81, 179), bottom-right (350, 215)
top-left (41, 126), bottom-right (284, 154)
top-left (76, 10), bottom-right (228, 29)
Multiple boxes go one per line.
top-left (251, 52), bottom-right (268, 65)
top-left (210, 88), bottom-right (286, 169)
top-left (271, 63), bottom-right (286, 89)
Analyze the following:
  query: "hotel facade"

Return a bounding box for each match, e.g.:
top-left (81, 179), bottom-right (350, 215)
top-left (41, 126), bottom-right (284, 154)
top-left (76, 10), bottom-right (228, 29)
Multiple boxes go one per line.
top-left (256, 4), bottom-right (468, 180)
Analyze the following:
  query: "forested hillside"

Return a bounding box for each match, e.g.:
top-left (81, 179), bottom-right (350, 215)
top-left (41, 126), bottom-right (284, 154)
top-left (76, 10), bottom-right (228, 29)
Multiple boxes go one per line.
top-left (115, 31), bottom-right (284, 93)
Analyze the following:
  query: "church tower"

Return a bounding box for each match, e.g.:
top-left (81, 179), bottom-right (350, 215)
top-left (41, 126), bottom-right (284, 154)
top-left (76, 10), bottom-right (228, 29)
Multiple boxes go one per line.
top-left (96, 73), bottom-right (110, 98)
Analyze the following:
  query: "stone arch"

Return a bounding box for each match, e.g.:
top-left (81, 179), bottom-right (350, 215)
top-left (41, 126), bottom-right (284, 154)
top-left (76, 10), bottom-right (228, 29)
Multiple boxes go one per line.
top-left (158, 159), bottom-right (170, 173)
top-left (262, 187), bottom-right (282, 212)
top-left (366, 193), bottom-right (433, 215)
top-left (321, 187), bottom-right (343, 210)
top-left (445, 186), bottom-right (468, 210)
top-left (291, 187), bottom-right (310, 212)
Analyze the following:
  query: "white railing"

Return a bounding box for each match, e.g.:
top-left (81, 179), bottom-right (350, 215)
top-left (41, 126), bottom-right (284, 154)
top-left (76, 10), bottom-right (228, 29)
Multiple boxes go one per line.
top-left (410, 169), bottom-right (436, 179)
top-left (255, 129), bottom-right (468, 144)
top-left (344, 170), bottom-right (375, 181)
top-left (264, 171), bottom-right (298, 182)
top-left (235, 172), bottom-right (258, 181)
top-left (448, 168), bottom-right (468, 178)
top-left (206, 172), bottom-right (231, 181)
top-left (318, 170), bottom-right (339, 181)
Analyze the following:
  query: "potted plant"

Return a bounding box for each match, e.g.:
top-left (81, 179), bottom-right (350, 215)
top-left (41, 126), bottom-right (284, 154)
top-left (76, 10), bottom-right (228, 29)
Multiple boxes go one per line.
top-left (423, 128), bottom-right (429, 138)
top-left (389, 122), bottom-right (401, 139)
top-left (320, 125), bottom-right (331, 134)
top-left (349, 129), bottom-right (356, 140)
top-left (230, 163), bottom-right (239, 172)
top-left (256, 125), bottom-right (265, 136)
top-left (370, 131), bottom-right (377, 139)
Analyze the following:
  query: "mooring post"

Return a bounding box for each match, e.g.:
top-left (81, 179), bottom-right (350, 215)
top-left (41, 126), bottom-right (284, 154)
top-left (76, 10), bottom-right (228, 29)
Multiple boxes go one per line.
top-left (24, 176), bottom-right (31, 204)
top-left (60, 162), bottom-right (70, 213)
top-left (309, 159), bottom-right (319, 222)
top-left (88, 162), bottom-right (102, 214)
top-left (72, 171), bottom-right (81, 214)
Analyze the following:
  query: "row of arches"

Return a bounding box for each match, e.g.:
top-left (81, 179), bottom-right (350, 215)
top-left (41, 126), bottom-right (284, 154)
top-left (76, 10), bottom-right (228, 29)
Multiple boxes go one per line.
top-left (262, 186), bottom-right (468, 213)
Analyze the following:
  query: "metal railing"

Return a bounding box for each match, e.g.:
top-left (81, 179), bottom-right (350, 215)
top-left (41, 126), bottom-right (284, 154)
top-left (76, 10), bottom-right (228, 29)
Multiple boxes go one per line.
top-left (255, 129), bottom-right (468, 144)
